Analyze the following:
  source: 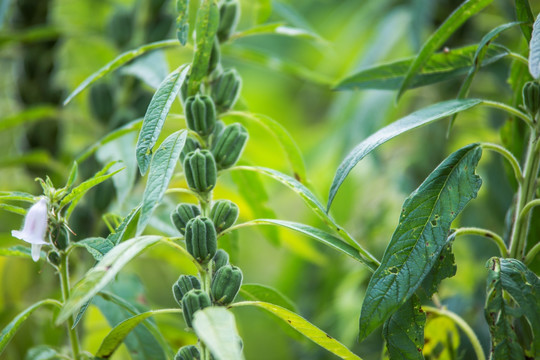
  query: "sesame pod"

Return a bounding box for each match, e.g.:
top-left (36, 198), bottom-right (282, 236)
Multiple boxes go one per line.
top-left (89, 82), bottom-right (115, 124)
top-left (47, 250), bottom-right (61, 266)
top-left (171, 203), bottom-right (201, 235)
top-left (185, 216), bottom-right (217, 263)
top-left (181, 289), bottom-right (212, 328)
top-left (107, 9), bottom-right (134, 49)
top-left (173, 275), bottom-right (201, 305)
top-left (211, 264), bottom-right (242, 305)
top-left (174, 345), bottom-right (200, 360)
top-left (211, 68), bottom-right (242, 112)
top-left (209, 120), bottom-right (225, 148)
top-left (217, 0), bottom-right (240, 43)
top-left (183, 149), bottom-right (217, 193)
top-left (211, 123), bottom-right (248, 169)
top-left (212, 249), bottom-right (229, 273)
top-left (210, 200), bottom-right (239, 233)
top-left (523, 81), bottom-right (540, 117)
top-left (180, 137), bottom-right (202, 163)
top-left (185, 95), bottom-right (217, 136)
top-left (50, 224), bottom-right (69, 251)
top-left (208, 40), bottom-right (221, 75)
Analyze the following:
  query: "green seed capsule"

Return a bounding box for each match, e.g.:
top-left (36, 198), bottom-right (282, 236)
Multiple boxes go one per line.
top-left (210, 200), bottom-right (239, 233)
top-left (211, 123), bottom-right (248, 169)
top-left (173, 275), bottom-right (201, 306)
top-left (217, 0), bottom-right (240, 43)
top-left (208, 40), bottom-right (221, 75)
top-left (89, 82), bottom-right (115, 124)
top-left (211, 264), bottom-right (243, 305)
top-left (171, 203), bottom-right (201, 235)
top-left (182, 289), bottom-right (212, 328)
top-left (50, 225), bottom-right (69, 251)
top-left (185, 216), bottom-right (217, 263)
top-left (47, 250), bottom-right (61, 266)
top-left (211, 69), bottom-right (242, 112)
top-left (175, 345), bottom-right (200, 360)
top-left (185, 95), bottom-right (217, 136)
top-left (183, 149), bottom-right (217, 193)
top-left (523, 81), bottom-right (540, 117)
top-left (212, 249), bottom-right (229, 273)
top-left (180, 137), bottom-right (202, 163)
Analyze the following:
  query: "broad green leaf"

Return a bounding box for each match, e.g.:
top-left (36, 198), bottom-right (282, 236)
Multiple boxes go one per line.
top-left (55, 236), bottom-right (162, 324)
top-left (0, 299), bottom-right (61, 354)
top-left (529, 14), bottom-right (540, 78)
top-left (335, 44), bottom-right (508, 91)
top-left (137, 130), bottom-right (187, 235)
top-left (0, 106), bottom-right (58, 131)
top-left (176, 0), bottom-right (189, 45)
top-left (108, 205), bottom-right (142, 245)
top-left (188, 0), bottom-right (219, 95)
top-left (420, 238), bottom-right (456, 297)
top-left (397, 0), bottom-right (493, 99)
top-left (515, 0), bottom-right (534, 41)
top-left (382, 295), bottom-right (425, 360)
top-left (240, 284), bottom-right (297, 313)
top-left (0, 191), bottom-right (35, 203)
top-left (358, 144), bottom-right (482, 341)
top-left (193, 307), bottom-right (245, 360)
top-left (0, 245), bottom-right (45, 259)
top-left (232, 301), bottom-right (362, 360)
top-left (327, 99), bottom-right (482, 211)
top-left (95, 308), bottom-right (181, 358)
top-left (63, 39), bottom-right (178, 105)
top-left (0, 203), bottom-right (26, 215)
top-left (485, 257), bottom-right (540, 357)
top-left (72, 237), bottom-right (114, 261)
top-left (136, 65), bottom-right (190, 175)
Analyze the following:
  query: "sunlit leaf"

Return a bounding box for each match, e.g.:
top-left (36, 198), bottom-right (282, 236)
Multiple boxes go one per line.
top-left (0, 191), bottom-right (36, 203)
top-left (72, 237), bottom-right (114, 261)
top-left (0, 106), bottom-right (58, 131)
top-left (240, 284), bottom-right (297, 313)
top-left (423, 314), bottom-right (460, 359)
top-left (108, 205), bottom-right (142, 245)
top-left (529, 13), bottom-right (540, 78)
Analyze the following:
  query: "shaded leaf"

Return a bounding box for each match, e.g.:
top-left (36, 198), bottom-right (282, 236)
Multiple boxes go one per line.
top-left (72, 237), bottom-right (114, 261)
top-left (420, 237), bottom-right (457, 297)
top-left (175, 0), bottom-right (189, 45)
top-left (0, 106), bottom-right (58, 131)
top-left (529, 13), bottom-right (540, 79)
top-left (515, 0), bottom-right (534, 42)
top-left (232, 22), bottom-right (325, 44)
top-left (0, 245), bottom-right (45, 259)
top-left (120, 50), bottom-right (169, 89)
top-left (423, 314), bottom-right (460, 359)
top-left (108, 205), bottom-right (142, 245)
top-left (240, 283), bottom-right (297, 313)
top-left (0, 203), bottom-right (26, 215)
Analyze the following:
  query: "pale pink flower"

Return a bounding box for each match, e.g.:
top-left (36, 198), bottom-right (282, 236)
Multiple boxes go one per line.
top-left (12, 198), bottom-right (49, 261)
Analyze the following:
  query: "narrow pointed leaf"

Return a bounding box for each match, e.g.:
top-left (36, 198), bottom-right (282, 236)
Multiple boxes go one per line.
top-left (0, 245), bottom-right (44, 259)
top-left (176, 0), bottom-right (189, 45)
top-left (515, 0), bottom-right (534, 42)
top-left (137, 130), bottom-right (187, 235)
top-left (240, 284), bottom-right (297, 313)
top-left (108, 205), bottom-right (142, 245)
top-left (232, 22), bottom-right (326, 44)
top-left (529, 14), bottom-right (540, 78)
top-left (0, 204), bottom-right (26, 215)
top-left (136, 65), bottom-right (189, 175)
top-left (327, 99), bottom-right (482, 210)
top-left (72, 237), bottom-right (115, 261)
top-left (397, 0), bottom-right (493, 99)
top-left (358, 144), bottom-right (482, 341)
top-left (0, 191), bottom-right (36, 203)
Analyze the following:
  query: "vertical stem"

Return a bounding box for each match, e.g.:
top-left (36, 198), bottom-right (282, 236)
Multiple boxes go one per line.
top-left (59, 253), bottom-right (81, 359)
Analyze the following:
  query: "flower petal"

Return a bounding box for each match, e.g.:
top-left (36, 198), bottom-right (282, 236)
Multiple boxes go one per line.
top-left (31, 244), bottom-right (42, 261)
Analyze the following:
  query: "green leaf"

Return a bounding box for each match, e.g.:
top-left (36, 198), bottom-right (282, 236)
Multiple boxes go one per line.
top-left (193, 307), bottom-right (245, 360)
top-left (515, 0), bottom-right (534, 42)
top-left (0, 203), bottom-right (26, 215)
top-left (120, 50), bottom-right (169, 90)
top-left (0, 299), bottom-right (62, 355)
top-left (420, 238), bottom-right (456, 297)
top-left (336, 44), bottom-right (508, 91)
top-left (382, 295), bottom-right (425, 360)
top-left (23, 345), bottom-right (60, 360)
top-left (0, 245), bottom-right (45, 259)
top-left (254, 0), bottom-right (272, 24)
top-left (136, 65), bottom-right (190, 175)
top-left (137, 130), bottom-right (187, 235)
top-left (176, 0), bottom-right (189, 45)
top-left (358, 144), bottom-right (482, 341)
top-left (55, 236), bottom-right (162, 324)
top-left (232, 301), bottom-right (362, 360)
top-left (95, 308), bottom-right (181, 358)
top-left (63, 39), bottom-right (178, 105)
top-left (108, 205), bottom-right (142, 245)
top-left (529, 14), bottom-right (540, 79)
top-left (397, 0), bottom-right (493, 99)
top-left (72, 237), bottom-right (114, 261)
top-left (232, 22), bottom-right (326, 44)
top-left (64, 162), bottom-right (78, 191)
top-left (327, 99), bottom-right (482, 211)
top-left (0, 106), bottom-right (58, 131)
top-left (0, 191), bottom-right (36, 203)
top-left (485, 257), bottom-right (540, 358)
top-left (240, 284), bottom-right (297, 313)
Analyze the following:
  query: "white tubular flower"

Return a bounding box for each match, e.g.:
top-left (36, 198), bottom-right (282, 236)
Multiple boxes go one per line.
top-left (11, 198), bottom-right (49, 262)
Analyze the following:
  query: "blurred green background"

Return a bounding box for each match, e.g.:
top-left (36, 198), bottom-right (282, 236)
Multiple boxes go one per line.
top-left (1, 0), bottom-right (539, 359)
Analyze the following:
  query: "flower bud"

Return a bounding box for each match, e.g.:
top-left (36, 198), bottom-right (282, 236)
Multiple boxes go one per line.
top-left (47, 250), bottom-right (61, 266)
top-left (50, 224), bottom-right (69, 251)
top-left (182, 289), bottom-right (212, 328)
top-left (185, 216), bottom-right (217, 263)
top-left (210, 200), bottom-right (239, 233)
top-left (211, 68), bottom-right (242, 112)
top-left (185, 95), bottom-right (217, 136)
top-left (171, 203), bottom-right (201, 235)
top-left (523, 81), bottom-right (540, 117)
top-left (212, 249), bottom-right (229, 273)
top-left (217, 0), bottom-right (240, 43)
top-left (12, 198), bottom-right (49, 262)
top-left (211, 123), bottom-right (248, 169)
top-left (175, 345), bottom-right (200, 360)
top-left (183, 150), bottom-right (217, 193)
top-left (211, 264), bottom-right (242, 305)
top-left (173, 275), bottom-right (201, 306)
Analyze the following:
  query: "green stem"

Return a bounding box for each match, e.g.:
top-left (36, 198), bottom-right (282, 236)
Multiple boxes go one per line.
top-left (480, 142), bottom-right (523, 184)
top-left (506, 52), bottom-right (529, 66)
top-left (452, 227), bottom-right (508, 257)
top-left (481, 100), bottom-right (535, 130)
top-left (525, 242), bottom-right (540, 265)
top-left (423, 306), bottom-right (485, 360)
top-left (519, 198), bottom-right (540, 218)
top-left (59, 253), bottom-right (81, 359)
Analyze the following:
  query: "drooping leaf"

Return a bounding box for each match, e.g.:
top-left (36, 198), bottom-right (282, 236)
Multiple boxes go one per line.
top-left (0, 203), bottom-right (26, 215)
top-left (358, 144), bottom-right (482, 341)
top-left (232, 301), bottom-right (363, 360)
top-left (193, 307), bottom-right (245, 360)
top-left (515, 0), bottom-right (535, 42)
top-left (397, 0), bottom-right (493, 99)
top-left (137, 130), bottom-right (187, 235)
top-left (136, 65), bottom-right (190, 175)
top-left (382, 295), bottom-right (425, 360)
top-left (72, 237), bottom-right (114, 261)
top-left (336, 44), bottom-right (508, 91)
top-left (108, 205), bottom-right (142, 245)
top-left (529, 13), bottom-right (540, 79)
top-left (0, 106), bottom-right (58, 131)
top-left (327, 99), bottom-right (482, 211)
top-left (55, 236), bottom-right (162, 324)
top-left (240, 284), bottom-right (297, 313)
top-left (63, 39), bottom-right (178, 105)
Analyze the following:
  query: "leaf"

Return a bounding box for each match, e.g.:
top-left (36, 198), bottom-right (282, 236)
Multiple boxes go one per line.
top-left (23, 345), bottom-right (60, 360)
top-left (136, 65), bottom-right (190, 175)
top-left (529, 14), bottom-right (540, 79)
top-left (0, 191), bottom-right (36, 203)
top-left (0, 106), bottom-right (58, 131)
top-left (120, 50), bottom-right (169, 90)
top-left (108, 205), bottom-right (142, 245)
top-left (515, 0), bottom-right (534, 42)
top-left (240, 284), bottom-right (297, 313)
top-left (0, 299), bottom-right (61, 355)
top-left (95, 308), bottom-right (180, 358)
top-left (232, 301), bottom-right (362, 360)
top-left (423, 315), bottom-right (460, 359)
top-left (382, 295), bottom-right (425, 360)
top-left (420, 237), bottom-right (456, 297)
top-left (63, 39), bottom-right (178, 105)
top-left (335, 44), bottom-right (508, 91)
top-left (137, 130), bottom-right (187, 235)
top-left (232, 22), bottom-right (326, 44)
top-left (485, 257), bottom-right (540, 358)
top-left (64, 162), bottom-right (78, 191)
top-left (327, 99), bottom-right (482, 211)
top-left (0, 245), bottom-right (45, 259)
top-left (193, 307), bottom-right (245, 360)
top-left (397, 0), bottom-right (493, 99)
top-left (175, 0), bottom-right (189, 45)
top-left (55, 236), bottom-right (162, 324)
top-left (0, 203), bottom-right (26, 215)
top-left (72, 237), bottom-right (114, 261)
top-left (358, 144), bottom-right (482, 341)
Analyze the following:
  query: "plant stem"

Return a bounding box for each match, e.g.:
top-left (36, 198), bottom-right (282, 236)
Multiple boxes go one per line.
top-left (423, 306), bottom-right (485, 360)
top-left (59, 253), bottom-right (81, 359)
top-left (525, 241), bottom-right (540, 265)
top-left (480, 142), bottom-right (523, 184)
top-left (481, 100), bottom-right (535, 130)
top-left (452, 227), bottom-right (508, 257)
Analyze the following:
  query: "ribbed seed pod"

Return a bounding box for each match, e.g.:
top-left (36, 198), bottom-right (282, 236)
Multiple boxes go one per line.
top-left (89, 82), bottom-right (114, 124)
top-left (209, 120), bottom-right (225, 148)
top-left (183, 149), bottom-right (217, 193)
top-left (210, 200), bottom-right (239, 233)
top-left (173, 275), bottom-right (201, 306)
top-left (174, 345), bottom-right (200, 360)
top-left (171, 203), bottom-right (201, 235)
top-left (185, 216), bottom-right (217, 263)
top-left (523, 81), bottom-right (540, 117)
top-left (211, 124), bottom-right (248, 169)
top-left (182, 289), bottom-right (212, 328)
top-left (211, 265), bottom-right (243, 305)
top-left (217, 0), bottom-right (240, 43)
top-left (50, 225), bottom-right (69, 251)
top-left (185, 94), bottom-right (217, 136)
top-left (212, 249), bottom-right (229, 273)
top-left (211, 69), bottom-right (242, 112)
top-left (180, 137), bottom-right (202, 163)
top-left (208, 40), bottom-right (221, 75)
